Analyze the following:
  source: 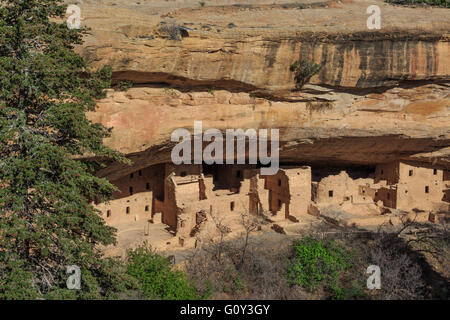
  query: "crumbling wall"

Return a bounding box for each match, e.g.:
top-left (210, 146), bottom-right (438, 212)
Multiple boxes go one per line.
top-left (199, 174), bottom-right (207, 200)
top-left (162, 174), bottom-right (179, 230)
top-left (444, 170), bottom-right (450, 182)
top-left (249, 171), bottom-right (270, 216)
top-left (162, 163), bottom-right (204, 231)
top-left (442, 170), bottom-right (449, 203)
top-left (443, 188), bottom-right (450, 203)
top-left (374, 162), bottom-right (399, 185)
top-left (201, 175), bottom-right (215, 199)
top-left (265, 170), bottom-right (290, 219)
top-left (247, 169), bottom-right (265, 216)
top-left (213, 164), bottom-right (253, 192)
top-left (315, 171), bottom-right (371, 205)
top-left (357, 185), bottom-right (378, 203)
top-left (374, 187), bottom-right (397, 209)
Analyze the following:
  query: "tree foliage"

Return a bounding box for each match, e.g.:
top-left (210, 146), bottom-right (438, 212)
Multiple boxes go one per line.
top-left (0, 0), bottom-right (130, 299)
top-left (290, 60), bottom-right (322, 90)
top-left (126, 244), bottom-right (202, 300)
top-left (286, 237), bottom-right (356, 299)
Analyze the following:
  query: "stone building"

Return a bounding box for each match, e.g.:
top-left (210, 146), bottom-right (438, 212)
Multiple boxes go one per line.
top-left (313, 171), bottom-right (374, 205)
top-left (373, 161), bottom-right (445, 212)
top-left (94, 163), bottom-right (312, 236)
top-left (443, 170), bottom-right (450, 207)
top-left (162, 164), bottom-right (311, 236)
top-left (263, 166), bottom-right (311, 221)
top-left (94, 159), bottom-right (447, 239)
top-left (94, 164), bottom-right (165, 225)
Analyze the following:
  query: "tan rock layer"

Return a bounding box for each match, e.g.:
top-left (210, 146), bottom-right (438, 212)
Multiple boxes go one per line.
top-left (82, 33), bottom-right (450, 92)
top-left (87, 84), bottom-right (450, 180)
top-left (77, 0), bottom-right (450, 92)
top-left (75, 0), bottom-right (450, 178)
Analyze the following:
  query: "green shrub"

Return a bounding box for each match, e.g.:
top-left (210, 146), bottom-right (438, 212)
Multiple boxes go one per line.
top-left (286, 237), bottom-right (353, 298)
top-left (116, 80), bottom-right (133, 91)
top-left (126, 245), bottom-right (202, 300)
top-left (290, 60), bottom-right (322, 90)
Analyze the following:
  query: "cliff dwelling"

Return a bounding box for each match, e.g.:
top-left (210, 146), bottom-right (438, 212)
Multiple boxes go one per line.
top-left (95, 162), bottom-right (311, 229)
top-left (373, 161), bottom-right (448, 212)
top-left (2, 0), bottom-right (450, 302)
top-left (94, 160), bottom-right (449, 254)
top-left (57, 0), bottom-right (449, 282)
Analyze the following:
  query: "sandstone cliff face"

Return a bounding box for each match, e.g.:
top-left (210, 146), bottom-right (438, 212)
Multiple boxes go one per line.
top-left (78, 0), bottom-right (450, 91)
top-left (298, 38), bottom-right (449, 88)
top-left (75, 0), bottom-right (449, 178)
top-left (88, 83), bottom-right (449, 180)
top-left (85, 34), bottom-right (449, 90)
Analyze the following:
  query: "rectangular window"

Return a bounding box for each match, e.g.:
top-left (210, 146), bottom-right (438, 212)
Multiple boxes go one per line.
top-left (433, 169), bottom-right (437, 175)
top-left (145, 205), bottom-right (149, 212)
top-left (126, 207), bottom-right (130, 214)
top-left (129, 186), bottom-right (133, 195)
top-left (409, 170), bottom-right (413, 176)
top-left (130, 173), bottom-right (134, 179)
top-left (139, 170), bottom-right (142, 176)
top-left (146, 182), bottom-right (150, 190)
top-left (328, 190), bottom-right (333, 198)
top-left (107, 210), bottom-right (111, 218)
top-left (425, 186), bottom-right (429, 193)
top-left (230, 201), bottom-right (235, 211)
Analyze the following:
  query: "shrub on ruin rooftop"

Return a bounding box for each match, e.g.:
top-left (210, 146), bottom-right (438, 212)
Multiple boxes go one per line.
top-left (126, 244), bottom-right (203, 300)
top-left (290, 60), bottom-right (323, 90)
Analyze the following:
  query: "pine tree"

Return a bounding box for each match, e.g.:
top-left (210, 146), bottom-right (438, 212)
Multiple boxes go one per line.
top-left (0, 0), bottom-right (131, 299)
